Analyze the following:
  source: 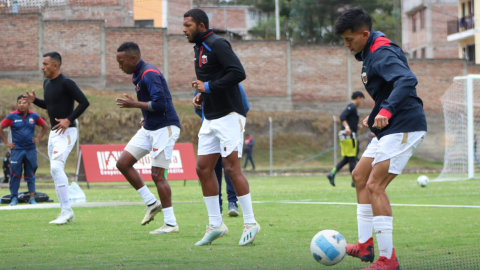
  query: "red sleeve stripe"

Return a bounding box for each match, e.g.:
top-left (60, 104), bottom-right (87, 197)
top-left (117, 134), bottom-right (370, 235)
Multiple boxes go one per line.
top-left (370, 37), bottom-right (391, 53)
top-left (36, 117), bottom-right (46, 126)
top-left (1, 118), bottom-right (13, 127)
top-left (379, 108), bottom-right (392, 119)
top-left (141, 69), bottom-right (161, 79)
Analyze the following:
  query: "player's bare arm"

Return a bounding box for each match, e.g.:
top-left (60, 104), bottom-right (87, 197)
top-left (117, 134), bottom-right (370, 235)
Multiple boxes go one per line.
top-left (0, 124), bottom-right (15, 149)
top-left (33, 122), bottom-right (49, 144)
top-left (116, 93), bottom-right (149, 110)
top-left (342, 120), bottom-right (352, 135)
top-left (192, 93), bottom-right (203, 109)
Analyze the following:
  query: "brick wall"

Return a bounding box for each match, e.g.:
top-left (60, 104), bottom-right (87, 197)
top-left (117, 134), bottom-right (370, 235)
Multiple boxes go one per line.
top-left (201, 7), bottom-right (247, 32)
top-left (105, 27), bottom-right (165, 85)
top-left (236, 41), bottom-right (287, 97)
top-left (168, 35), bottom-right (196, 91)
top-left (0, 14), bottom-right (39, 71)
top-left (70, 0), bottom-right (121, 6)
top-left (43, 20), bottom-right (102, 77)
top-left (409, 59), bottom-right (465, 114)
top-left (167, 0), bottom-right (192, 35)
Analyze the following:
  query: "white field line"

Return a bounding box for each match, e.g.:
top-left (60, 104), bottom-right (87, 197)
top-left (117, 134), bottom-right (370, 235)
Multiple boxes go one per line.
top-left (1, 200), bottom-right (480, 211)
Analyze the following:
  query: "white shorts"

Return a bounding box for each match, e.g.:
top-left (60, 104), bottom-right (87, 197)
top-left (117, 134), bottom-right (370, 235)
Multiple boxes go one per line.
top-left (48, 127), bottom-right (77, 163)
top-left (363, 131), bottom-right (426, 174)
top-left (124, 125), bottom-right (180, 169)
top-left (198, 112), bottom-right (245, 158)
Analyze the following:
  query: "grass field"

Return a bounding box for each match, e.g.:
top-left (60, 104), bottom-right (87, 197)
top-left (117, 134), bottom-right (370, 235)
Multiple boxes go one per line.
top-left (1, 173), bottom-right (479, 269)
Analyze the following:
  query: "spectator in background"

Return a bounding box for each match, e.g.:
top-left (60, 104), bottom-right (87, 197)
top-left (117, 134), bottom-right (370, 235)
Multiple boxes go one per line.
top-left (243, 134), bottom-right (255, 170)
top-left (0, 96), bottom-right (48, 205)
top-left (3, 151), bottom-right (10, 183)
top-left (327, 91), bottom-right (365, 187)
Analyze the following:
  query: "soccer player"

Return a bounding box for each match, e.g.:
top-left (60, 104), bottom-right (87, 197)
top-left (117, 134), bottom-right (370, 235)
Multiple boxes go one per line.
top-left (194, 83), bottom-right (250, 217)
top-left (183, 8), bottom-right (260, 246)
top-left (327, 91), bottom-right (365, 187)
top-left (115, 42), bottom-right (181, 234)
top-left (24, 52), bottom-right (90, 224)
top-left (0, 96), bottom-right (48, 205)
top-left (334, 7), bottom-right (427, 270)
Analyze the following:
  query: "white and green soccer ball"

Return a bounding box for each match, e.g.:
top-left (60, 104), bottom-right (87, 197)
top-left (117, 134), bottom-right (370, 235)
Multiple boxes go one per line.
top-left (417, 175), bottom-right (429, 187)
top-left (310, 229), bottom-right (346, 266)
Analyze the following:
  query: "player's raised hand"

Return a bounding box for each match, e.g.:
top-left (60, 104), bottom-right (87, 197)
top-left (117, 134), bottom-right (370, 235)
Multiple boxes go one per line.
top-left (192, 93), bottom-right (203, 109)
top-left (363, 116), bottom-right (369, 128)
top-left (24, 89), bottom-right (36, 103)
top-left (116, 93), bottom-right (136, 108)
top-left (372, 114), bottom-right (389, 129)
top-left (53, 118), bottom-right (71, 135)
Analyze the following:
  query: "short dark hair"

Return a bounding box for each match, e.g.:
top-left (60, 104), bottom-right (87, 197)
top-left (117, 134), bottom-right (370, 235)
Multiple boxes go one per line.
top-left (351, 91), bottom-right (365, 100)
top-left (43, 51), bottom-right (62, 66)
top-left (17, 95), bottom-right (25, 101)
top-left (334, 7), bottom-right (372, 36)
top-left (117, 42), bottom-right (141, 54)
top-left (184, 8), bottom-right (209, 30)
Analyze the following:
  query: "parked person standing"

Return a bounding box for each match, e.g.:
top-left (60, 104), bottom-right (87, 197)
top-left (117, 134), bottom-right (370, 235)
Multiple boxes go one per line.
top-left (0, 96), bottom-right (48, 205)
top-left (243, 133), bottom-right (255, 170)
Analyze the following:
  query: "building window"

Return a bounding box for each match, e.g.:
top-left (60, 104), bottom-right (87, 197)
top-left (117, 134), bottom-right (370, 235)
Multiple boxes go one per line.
top-left (249, 10), bottom-right (256, 20)
top-left (421, 9), bottom-right (425, 29)
top-left (412, 14), bottom-right (417, 32)
top-left (412, 50), bottom-right (417, 59)
top-left (421, 48), bottom-right (426, 59)
top-left (135, 20), bottom-right (154, 28)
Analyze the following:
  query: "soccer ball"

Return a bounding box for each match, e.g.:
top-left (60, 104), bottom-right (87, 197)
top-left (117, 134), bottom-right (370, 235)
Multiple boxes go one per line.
top-left (310, 229), bottom-right (347, 266)
top-left (417, 175), bottom-right (429, 187)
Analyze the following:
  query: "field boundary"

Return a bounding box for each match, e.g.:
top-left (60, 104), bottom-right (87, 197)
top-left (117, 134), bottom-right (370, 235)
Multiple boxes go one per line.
top-left (1, 200), bottom-right (480, 211)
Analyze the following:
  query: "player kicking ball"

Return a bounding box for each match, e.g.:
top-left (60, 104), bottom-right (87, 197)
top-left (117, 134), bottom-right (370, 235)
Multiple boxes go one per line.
top-left (334, 7), bottom-right (427, 270)
top-left (115, 42), bottom-right (181, 234)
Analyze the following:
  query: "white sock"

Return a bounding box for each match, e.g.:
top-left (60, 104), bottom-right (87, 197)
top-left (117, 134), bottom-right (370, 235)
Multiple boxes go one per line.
top-left (237, 193), bottom-right (256, 224)
top-left (357, 204), bottom-right (373, 243)
top-left (204, 196), bottom-right (222, 228)
top-left (373, 216), bottom-right (393, 259)
top-left (51, 160), bottom-right (71, 210)
top-left (163, 207), bottom-right (177, 226)
top-left (137, 185), bottom-right (157, 205)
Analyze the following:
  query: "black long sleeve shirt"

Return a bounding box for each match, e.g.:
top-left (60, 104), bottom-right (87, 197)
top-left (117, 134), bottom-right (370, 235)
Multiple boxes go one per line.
top-left (34, 74), bottom-right (90, 128)
top-left (193, 30), bottom-right (246, 120)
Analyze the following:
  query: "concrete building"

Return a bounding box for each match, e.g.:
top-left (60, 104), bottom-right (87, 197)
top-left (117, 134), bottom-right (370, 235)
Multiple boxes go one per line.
top-left (447, 0), bottom-right (479, 64)
top-left (402, 0), bottom-right (458, 59)
top-left (133, 0), bottom-right (167, 28)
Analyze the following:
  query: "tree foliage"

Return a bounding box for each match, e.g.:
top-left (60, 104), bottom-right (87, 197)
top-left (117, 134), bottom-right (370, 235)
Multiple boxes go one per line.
top-left (239, 0), bottom-right (400, 45)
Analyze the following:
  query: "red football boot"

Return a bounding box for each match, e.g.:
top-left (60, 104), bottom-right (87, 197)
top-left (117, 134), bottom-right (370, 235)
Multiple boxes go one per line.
top-left (346, 237), bottom-right (375, 263)
top-left (361, 248), bottom-right (399, 270)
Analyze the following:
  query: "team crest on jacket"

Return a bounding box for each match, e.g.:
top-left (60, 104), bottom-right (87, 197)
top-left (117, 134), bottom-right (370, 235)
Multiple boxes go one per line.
top-left (29, 118), bottom-right (34, 124)
top-left (361, 72), bottom-right (368, 84)
top-left (202, 55), bottom-right (208, 64)
top-left (136, 84), bottom-right (140, 92)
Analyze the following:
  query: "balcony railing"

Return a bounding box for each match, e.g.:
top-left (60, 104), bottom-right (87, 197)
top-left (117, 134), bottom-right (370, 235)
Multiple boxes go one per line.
top-left (448, 16), bottom-right (475, 35)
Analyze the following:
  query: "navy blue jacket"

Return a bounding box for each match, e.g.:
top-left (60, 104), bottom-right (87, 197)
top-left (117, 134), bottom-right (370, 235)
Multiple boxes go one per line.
top-left (355, 31), bottom-right (427, 139)
top-left (132, 60), bottom-right (180, 131)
